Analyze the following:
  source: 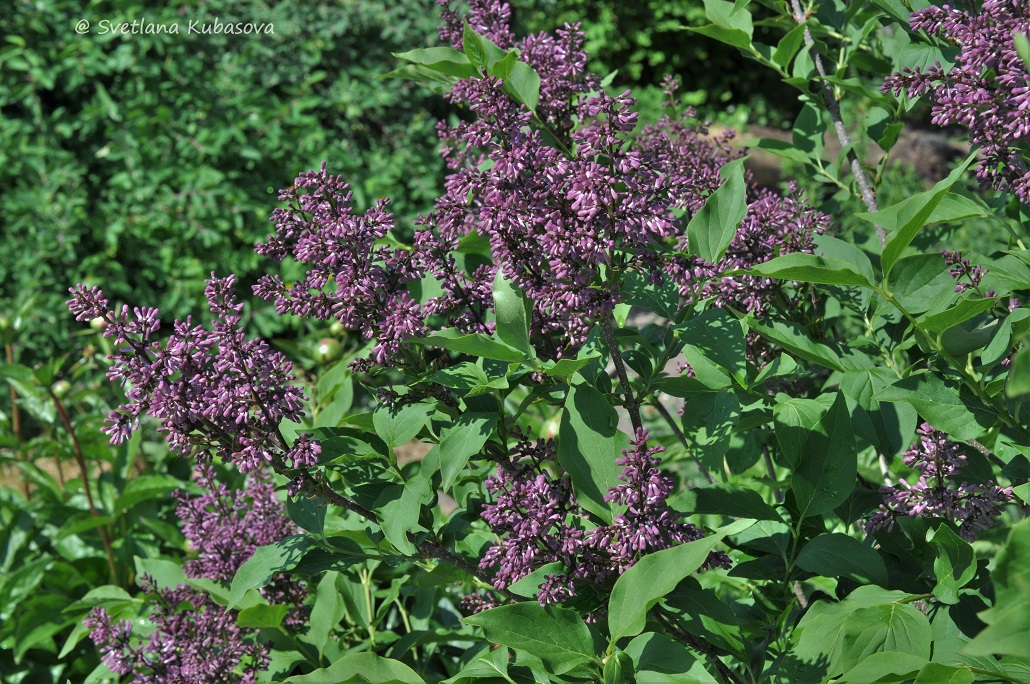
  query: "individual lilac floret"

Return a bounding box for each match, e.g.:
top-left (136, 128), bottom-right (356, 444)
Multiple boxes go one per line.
top-left (866, 423), bottom-right (1013, 541)
top-left (883, 1), bottom-right (1030, 202)
top-left (85, 578), bottom-right (269, 684)
top-left (67, 279), bottom-right (314, 475)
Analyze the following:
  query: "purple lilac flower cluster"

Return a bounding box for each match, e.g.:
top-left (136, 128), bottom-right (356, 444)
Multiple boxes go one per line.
top-left (176, 466), bottom-right (307, 627)
top-left (85, 468), bottom-right (304, 682)
top-left (67, 279), bottom-right (316, 476)
top-left (476, 429), bottom-right (729, 609)
top-left (941, 249), bottom-right (992, 295)
top-left (883, 1), bottom-right (1030, 202)
top-left (866, 423), bottom-right (1013, 541)
top-left (247, 0), bottom-right (831, 366)
top-left (85, 578), bottom-right (269, 684)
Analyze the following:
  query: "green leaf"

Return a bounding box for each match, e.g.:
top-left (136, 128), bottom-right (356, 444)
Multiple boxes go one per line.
top-left (1015, 32), bottom-right (1030, 72)
top-left (392, 47), bottom-right (477, 79)
top-left (236, 603), bottom-right (288, 629)
top-left (286, 495), bottom-right (326, 536)
top-left (838, 651), bottom-right (928, 683)
top-left (624, 633), bottom-right (713, 683)
top-left (840, 604), bottom-right (932, 670)
top-left (603, 649), bottom-right (632, 684)
top-left (887, 253), bottom-right (957, 316)
top-left (691, 0), bottom-right (754, 49)
top-left (428, 362), bottom-right (490, 390)
top-left (134, 557), bottom-right (187, 591)
top-left (748, 318), bottom-right (858, 372)
top-left (436, 413), bottom-right (497, 490)
top-left (493, 268), bottom-right (532, 355)
top-left (463, 603), bottom-right (598, 676)
top-left (773, 24), bottom-right (806, 68)
top-left (507, 561), bottom-right (567, 599)
top-left (112, 474), bottom-right (184, 516)
top-left (557, 380), bottom-right (627, 523)
top-left (680, 391), bottom-right (740, 472)
top-left (1006, 346), bottom-right (1030, 397)
top-left (793, 101), bottom-right (826, 160)
top-left (608, 535), bottom-right (722, 643)
top-left (964, 519), bottom-right (1030, 657)
top-left (791, 392), bottom-right (856, 518)
top-left (543, 351), bottom-right (602, 381)
top-left (743, 253), bottom-right (874, 288)
top-left (913, 663), bottom-right (975, 684)
top-left (920, 298), bottom-right (995, 334)
top-left (623, 269), bottom-right (680, 320)
top-left (773, 397), bottom-right (831, 468)
top-left (875, 374), bottom-right (996, 441)
top-left (374, 474), bottom-right (433, 555)
top-left (864, 154), bottom-right (975, 279)
top-left (797, 534), bottom-right (888, 586)
top-left (813, 234), bottom-right (877, 285)
top-left (462, 21), bottom-right (487, 69)
top-left (668, 482), bottom-right (782, 522)
top-left (286, 652), bottom-right (427, 683)
top-left (228, 535), bottom-right (315, 609)
top-left (675, 308), bottom-right (747, 387)
top-left (927, 525), bottom-right (976, 605)
top-left (308, 571), bottom-right (344, 659)
top-left (502, 61), bottom-right (541, 113)
top-left (373, 401), bottom-right (435, 448)
top-left (411, 328), bottom-right (525, 362)
top-left (687, 157), bottom-right (747, 263)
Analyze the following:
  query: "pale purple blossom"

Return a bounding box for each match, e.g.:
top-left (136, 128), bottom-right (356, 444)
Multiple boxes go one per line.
top-left (866, 423), bottom-right (1013, 540)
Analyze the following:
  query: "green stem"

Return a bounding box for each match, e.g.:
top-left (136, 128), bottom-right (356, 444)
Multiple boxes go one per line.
top-left (599, 316), bottom-right (642, 432)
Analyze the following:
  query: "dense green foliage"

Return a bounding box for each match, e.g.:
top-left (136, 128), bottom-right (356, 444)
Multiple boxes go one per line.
top-left (0, 0), bottom-right (448, 364)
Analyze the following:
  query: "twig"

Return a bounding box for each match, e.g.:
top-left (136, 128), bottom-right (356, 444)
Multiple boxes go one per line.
top-left (652, 400), bottom-right (718, 485)
top-left (650, 608), bottom-right (744, 684)
top-left (968, 439), bottom-right (1007, 469)
top-left (50, 390), bottom-right (118, 584)
top-left (788, 0), bottom-right (886, 247)
top-left (599, 317), bottom-right (642, 432)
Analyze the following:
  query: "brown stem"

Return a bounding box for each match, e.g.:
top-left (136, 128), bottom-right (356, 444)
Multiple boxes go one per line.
top-left (968, 439), bottom-right (1007, 469)
top-left (599, 316), bottom-right (642, 432)
top-left (650, 608), bottom-right (744, 684)
top-left (788, 0), bottom-right (886, 247)
top-left (50, 389), bottom-right (118, 584)
top-left (652, 400), bottom-right (718, 485)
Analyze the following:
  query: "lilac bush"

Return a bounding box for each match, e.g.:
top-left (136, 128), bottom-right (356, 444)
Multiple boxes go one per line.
top-left (60, 0), bottom-right (1028, 682)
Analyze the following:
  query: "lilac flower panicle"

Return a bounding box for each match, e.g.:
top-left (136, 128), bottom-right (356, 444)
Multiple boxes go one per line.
top-left (85, 580), bottom-right (269, 684)
top-left (479, 429), bottom-right (729, 606)
top-left (866, 423), bottom-right (1013, 541)
top-left (86, 466), bottom-right (306, 682)
top-left (883, 1), bottom-right (1030, 202)
top-left (67, 279), bottom-right (314, 475)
